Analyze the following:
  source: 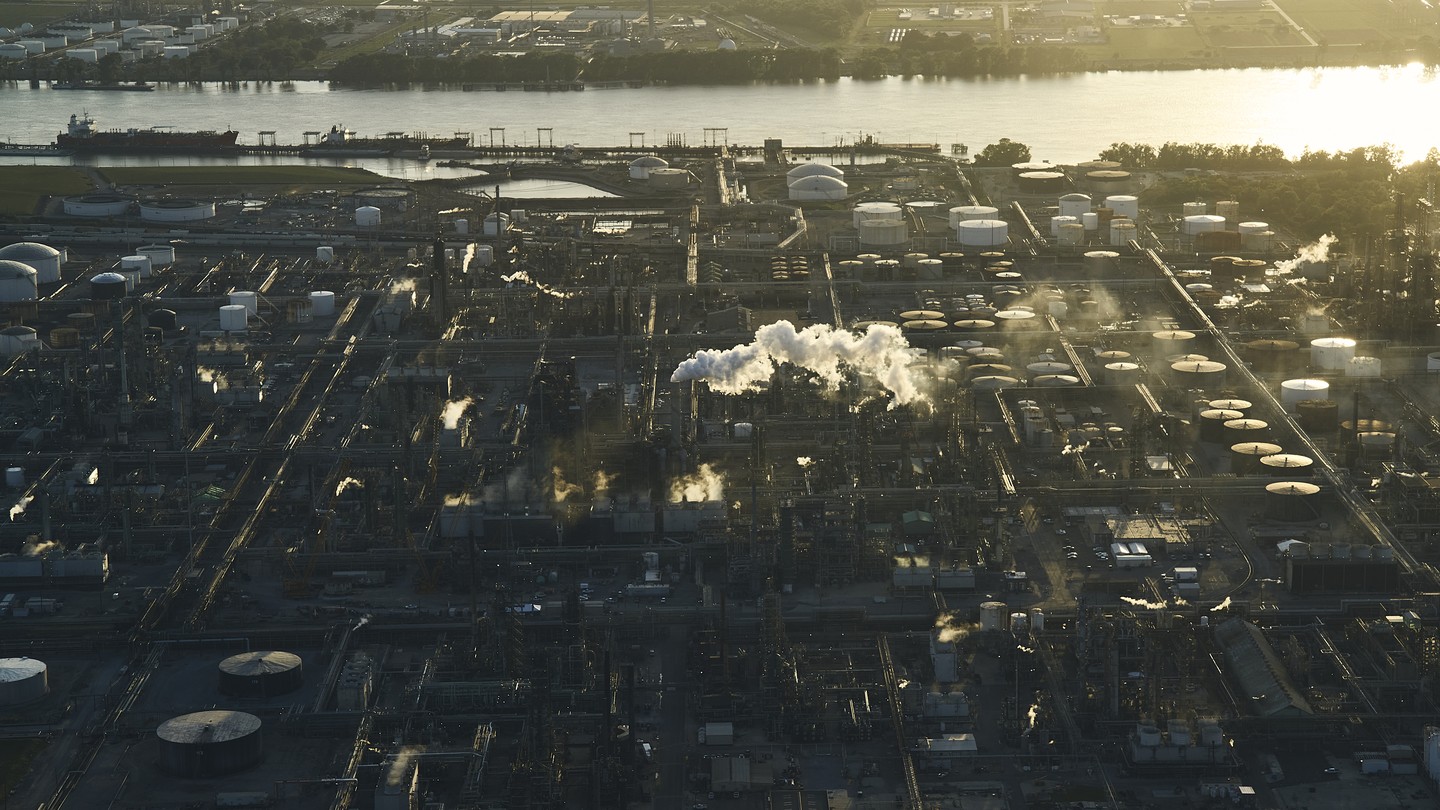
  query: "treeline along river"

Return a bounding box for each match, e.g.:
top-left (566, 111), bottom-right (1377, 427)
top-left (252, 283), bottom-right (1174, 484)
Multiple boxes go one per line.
top-left (4, 66), bottom-right (1440, 165)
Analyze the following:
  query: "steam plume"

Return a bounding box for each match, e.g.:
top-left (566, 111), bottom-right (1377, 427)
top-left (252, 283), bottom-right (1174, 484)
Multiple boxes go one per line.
top-left (8, 496), bottom-right (33, 522)
top-left (933, 611), bottom-right (975, 644)
top-left (441, 397), bottom-right (472, 430)
top-left (671, 321), bottom-right (930, 407)
top-left (1121, 596), bottom-right (1168, 610)
top-left (335, 477), bottom-right (364, 496)
top-left (551, 466), bottom-right (584, 503)
top-left (1211, 596), bottom-right (1233, 613)
top-left (1274, 234), bottom-right (1336, 275)
top-left (669, 463), bottom-right (724, 502)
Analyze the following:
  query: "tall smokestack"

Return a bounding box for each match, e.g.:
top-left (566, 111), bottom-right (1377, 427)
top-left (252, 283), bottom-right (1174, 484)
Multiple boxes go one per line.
top-left (647, 0), bottom-right (654, 38)
top-left (430, 237), bottom-right (448, 332)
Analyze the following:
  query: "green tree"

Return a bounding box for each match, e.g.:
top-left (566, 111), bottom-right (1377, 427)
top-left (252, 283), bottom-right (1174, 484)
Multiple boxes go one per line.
top-left (973, 138), bottom-right (1032, 167)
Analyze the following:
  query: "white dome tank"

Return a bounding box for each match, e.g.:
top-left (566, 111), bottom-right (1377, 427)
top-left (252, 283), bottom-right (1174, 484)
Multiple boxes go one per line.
top-left (1081, 211), bottom-right (1100, 231)
top-left (0, 260), bottom-right (39, 302)
top-left (1104, 195), bottom-right (1139, 219)
top-left (787, 162), bottom-right (843, 181)
top-left (0, 242), bottom-right (62, 283)
top-left (1280, 378), bottom-right (1330, 411)
top-left (1058, 193), bottom-right (1091, 218)
top-left (310, 291), bottom-right (336, 317)
top-left (858, 219), bottom-right (909, 247)
top-left (979, 601), bottom-right (1007, 631)
top-left (354, 206), bottom-right (382, 227)
top-left (0, 658), bottom-right (49, 705)
top-left (956, 219), bottom-right (1009, 247)
top-left (1310, 337), bottom-right (1357, 370)
top-left (1050, 215), bottom-right (1078, 237)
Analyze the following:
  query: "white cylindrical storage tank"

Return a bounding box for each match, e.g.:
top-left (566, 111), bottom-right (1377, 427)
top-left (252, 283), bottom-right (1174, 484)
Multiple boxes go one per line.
top-left (1181, 215), bottom-right (1226, 235)
top-left (1346, 356), bottom-right (1382, 377)
top-left (0, 243), bottom-right (62, 283)
top-left (1242, 230), bottom-right (1276, 252)
top-left (453, 218), bottom-right (470, 235)
top-left (916, 258), bottom-right (944, 279)
top-left (649, 168), bottom-right (690, 189)
top-left (1238, 221), bottom-right (1270, 235)
top-left (219, 304), bottom-right (248, 331)
top-left (1030, 608), bottom-right (1045, 632)
top-left (0, 658), bottom-right (49, 705)
top-left (473, 244), bottom-right (495, 266)
top-left (185, 25), bottom-right (209, 40)
top-left (62, 193), bottom-right (131, 218)
top-left (994, 309), bottom-right (1037, 330)
top-left (970, 375), bottom-right (1019, 391)
top-left (1310, 337), bottom-right (1357, 370)
top-left (1058, 223), bottom-right (1085, 246)
top-left (0, 326), bottom-right (39, 356)
top-left (316, 246), bottom-right (334, 264)
top-left (1152, 330), bottom-right (1196, 355)
top-left (4, 467), bottom-right (22, 488)
top-left (229, 290), bottom-right (258, 316)
top-left (1010, 613), bottom-right (1029, 633)
top-left (148, 24), bottom-right (175, 37)
top-left (1103, 361), bottom-right (1141, 385)
top-left (1081, 211), bottom-right (1100, 231)
top-left (140, 199), bottom-right (215, 221)
top-left (92, 39), bottom-right (120, 55)
top-left (788, 175), bottom-right (848, 201)
top-left (162, 45), bottom-right (190, 59)
top-left (68, 48), bottom-right (98, 62)
top-left (1215, 200), bottom-right (1241, 221)
top-left (854, 202), bottom-right (903, 228)
top-left (0, 260), bottom-right (39, 302)
top-left (628, 155), bottom-right (668, 180)
top-left (157, 710), bottom-right (263, 778)
top-left (1058, 193), bottom-right (1091, 218)
top-left (138, 244), bottom-right (175, 266)
top-left (1358, 431), bottom-right (1397, 458)
top-left (1084, 250), bottom-right (1119, 275)
top-left (1050, 215), bottom-right (1078, 237)
top-left (17, 40), bottom-right (46, 55)
top-left (1104, 195), bottom-right (1139, 220)
top-left (0, 44), bottom-right (28, 60)
top-left (1427, 351), bottom-right (1440, 372)
top-left (786, 162), bottom-right (843, 182)
top-left (483, 213), bottom-right (510, 236)
top-left (1182, 201), bottom-right (1208, 217)
top-left (355, 206), bottom-right (382, 227)
top-left (1109, 219), bottom-right (1137, 246)
top-left (138, 40), bottom-right (165, 57)
top-left (121, 254), bottom-right (152, 279)
top-left (1171, 360), bottom-right (1227, 387)
top-left (1280, 378), bottom-right (1330, 411)
top-left (948, 205), bottom-right (1000, 228)
top-left (310, 291), bottom-right (336, 317)
top-left (979, 601), bottom-right (1006, 632)
top-left (1260, 453), bottom-right (1314, 477)
top-left (956, 219), bottom-right (1008, 247)
top-left (858, 219), bottom-right (909, 247)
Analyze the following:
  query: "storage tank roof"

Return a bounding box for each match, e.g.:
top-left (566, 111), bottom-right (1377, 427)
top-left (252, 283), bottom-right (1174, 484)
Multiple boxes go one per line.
top-left (0, 242), bottom-right (60, 262)
top-left (787, 162), bottom-right (844, 179)
top-left (219, 650), bottom-right (302, 677)
top-left (0, 260), bottom-right (38, 279)
top-left (628, 155), bottom-right (668, 168)
top-left (157, 710), bottom-right (261, 744)
top-left (788, 175), bottom-right (847, 191)
top-left (0, 658), bottom-right (46, 681)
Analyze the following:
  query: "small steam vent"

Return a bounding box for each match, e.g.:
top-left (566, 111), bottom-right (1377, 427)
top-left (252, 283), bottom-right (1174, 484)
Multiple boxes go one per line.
top-left (157, 710), bottom-right (263, 777)
top-left (218, 650), bottom-right (304, 698)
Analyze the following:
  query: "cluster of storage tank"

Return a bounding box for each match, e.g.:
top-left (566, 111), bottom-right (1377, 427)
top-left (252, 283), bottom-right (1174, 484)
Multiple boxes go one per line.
top-left (767, 255), bottom-right (811, 282)
top-left (1047, 193), bottom-right (1142, 248)
top-left (786, 163), bottom-right (848, 201)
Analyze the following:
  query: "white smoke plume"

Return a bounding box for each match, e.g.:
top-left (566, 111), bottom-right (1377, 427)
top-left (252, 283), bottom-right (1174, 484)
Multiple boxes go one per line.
top-left (502, 269), bottom-right (572, 300)
top-left (592, 469), bottom-right (615, 497)
top-left (669, 463), bottom-right (725, 503)
top-left (1211, 596), bottom-right (1233, 613)
top-left (934, 611), bottom-right (976, 644)
top-left (8, 496), bottom-right (33, 522)
top-left (335, 477), bottom-right (364, 497)
top-left (796, 456), bottom-right (814, 468)
top-left (441, 397), bottom-right (472, 430)
top-left (22, 537), bottom-right (57, 555)
top-left (670, 321), bottom-right (930, 407)
top-left (1274, 234), bottom-right (1337, 275)
top-left (1121, 596), bottom-right (1168, 610)
top-left (390, 277), bottom-right (417, 294)
top-left (444, 493), bottom-right (477, 507)
top-left (551, 466), bottom-right (584, 503)
top-left (196, 366), bottom-right (220, 383)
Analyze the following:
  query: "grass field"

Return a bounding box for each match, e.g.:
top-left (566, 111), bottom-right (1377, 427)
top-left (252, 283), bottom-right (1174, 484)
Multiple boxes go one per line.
top-left (0, 739), bottom-right (47, 796)
top-left (1080, 26), bottom-right (1209, 61)
top-left (0, 2), bottom-right (81, 30)
top-left (97, 165), bottom-right (382, 188)
top-left (0, 166), bottom-right (91, 217)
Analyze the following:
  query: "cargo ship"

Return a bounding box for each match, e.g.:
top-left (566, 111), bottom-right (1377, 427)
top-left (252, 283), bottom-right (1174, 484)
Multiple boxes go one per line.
top-left (56, 113), bottom-right (240, 152)
top-left (307, 124), bottom-right (472, 155)
top-left (52, 81), bottom-right (155, 91)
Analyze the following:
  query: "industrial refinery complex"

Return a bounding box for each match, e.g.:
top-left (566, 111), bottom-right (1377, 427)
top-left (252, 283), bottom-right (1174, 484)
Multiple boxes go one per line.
top-left (5, 138), bottom-right (1440, 810)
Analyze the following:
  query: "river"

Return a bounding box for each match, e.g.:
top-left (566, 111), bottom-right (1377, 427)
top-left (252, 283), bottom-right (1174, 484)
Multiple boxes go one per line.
top-left (3, 65), bottom-right (1440, 167)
